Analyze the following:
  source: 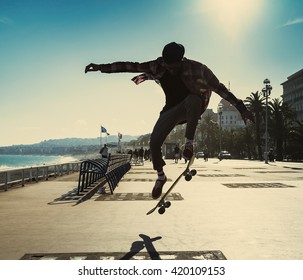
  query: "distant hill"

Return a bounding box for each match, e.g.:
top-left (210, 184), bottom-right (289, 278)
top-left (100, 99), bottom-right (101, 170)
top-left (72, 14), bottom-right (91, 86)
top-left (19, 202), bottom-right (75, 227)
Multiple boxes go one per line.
top-left (35, 135), bottom-right (139, 147)
top-left (0, 135), bottom-right (139, 155)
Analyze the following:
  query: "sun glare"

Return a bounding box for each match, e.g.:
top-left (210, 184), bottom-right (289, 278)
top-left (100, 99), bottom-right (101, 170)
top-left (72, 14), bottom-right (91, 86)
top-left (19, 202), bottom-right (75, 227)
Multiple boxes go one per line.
top-left (202, 0), bottom-right (264, 40)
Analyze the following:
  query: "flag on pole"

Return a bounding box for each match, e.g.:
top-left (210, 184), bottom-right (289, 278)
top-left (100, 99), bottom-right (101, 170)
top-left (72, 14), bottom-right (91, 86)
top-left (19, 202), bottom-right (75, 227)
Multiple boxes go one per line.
top-left (101, 126), bottom-right (110, 135)
top-left (118, 132), bottom-right (122, 139)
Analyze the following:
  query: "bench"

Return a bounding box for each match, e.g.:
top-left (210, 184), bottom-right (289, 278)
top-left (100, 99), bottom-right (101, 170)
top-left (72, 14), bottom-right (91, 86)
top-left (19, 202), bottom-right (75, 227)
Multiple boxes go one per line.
top-left (105, 154), bottom-right (131, 193)
top-left (77, 159), bottom-right (108, 195)
top-left (77, 154), bottom-right (131, 196)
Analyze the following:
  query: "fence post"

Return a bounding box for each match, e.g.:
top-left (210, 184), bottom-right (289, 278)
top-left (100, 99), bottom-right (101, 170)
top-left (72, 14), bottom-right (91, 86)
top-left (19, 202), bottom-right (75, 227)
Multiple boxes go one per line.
top-left (4, 172), bottom-right (8, 191)
top-left (22, 169), bottom-right (25, 186)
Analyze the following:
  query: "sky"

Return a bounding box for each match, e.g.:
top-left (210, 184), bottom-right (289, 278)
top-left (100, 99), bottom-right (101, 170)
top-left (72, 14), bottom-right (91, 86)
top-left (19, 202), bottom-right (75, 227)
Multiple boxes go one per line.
top-left (1, 0), bottom-right (303, 146)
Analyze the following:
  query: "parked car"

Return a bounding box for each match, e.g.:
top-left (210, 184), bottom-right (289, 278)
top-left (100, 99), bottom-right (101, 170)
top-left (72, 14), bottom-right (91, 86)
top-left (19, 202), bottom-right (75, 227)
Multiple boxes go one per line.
top-left (195, 152), bottom-right (204, 159)
top-left (218, 150), bottom-right (232, 160)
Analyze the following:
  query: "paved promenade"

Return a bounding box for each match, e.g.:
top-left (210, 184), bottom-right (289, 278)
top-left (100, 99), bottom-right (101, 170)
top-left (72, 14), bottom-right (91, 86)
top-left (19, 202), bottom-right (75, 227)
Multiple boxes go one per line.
top-left (0, 158), bottom-right (302, 260)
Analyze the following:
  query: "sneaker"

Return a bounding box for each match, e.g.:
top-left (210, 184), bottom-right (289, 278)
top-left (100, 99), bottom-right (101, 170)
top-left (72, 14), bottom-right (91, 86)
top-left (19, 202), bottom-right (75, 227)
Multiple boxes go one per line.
top-left (183, 142), bottom-right (193, 160)
top-left (152, 176), bottom-right (167, 199)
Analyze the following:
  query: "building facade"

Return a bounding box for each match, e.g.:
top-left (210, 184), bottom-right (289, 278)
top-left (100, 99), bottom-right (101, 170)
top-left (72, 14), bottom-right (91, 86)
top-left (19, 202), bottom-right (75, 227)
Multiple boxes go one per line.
top-left (217, 99), bottom-right (245, 130)
top-left (281, 68), bottom-right (303, 122)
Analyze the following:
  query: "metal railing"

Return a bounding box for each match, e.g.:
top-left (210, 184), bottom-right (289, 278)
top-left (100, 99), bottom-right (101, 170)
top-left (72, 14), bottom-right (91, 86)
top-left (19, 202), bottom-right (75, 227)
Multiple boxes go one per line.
top-left (0, 162), bottom-right (81, 191)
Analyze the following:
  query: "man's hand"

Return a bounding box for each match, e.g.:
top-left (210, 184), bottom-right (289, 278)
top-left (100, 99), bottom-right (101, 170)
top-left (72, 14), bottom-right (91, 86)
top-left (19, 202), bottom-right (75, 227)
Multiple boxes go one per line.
top-left (241, 109), bottom-right (255, 124)
top-left (85, 63), bottom-right (100, 73)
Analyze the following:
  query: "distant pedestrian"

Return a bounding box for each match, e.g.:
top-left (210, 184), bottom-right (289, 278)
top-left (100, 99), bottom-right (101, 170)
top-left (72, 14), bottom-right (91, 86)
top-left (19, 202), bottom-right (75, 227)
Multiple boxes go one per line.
top-left (139, 147), bottom-right (144, 164)
top-left (203, 147), bottom-right (209, 162)
top-left (174, 145), bottom-right (180, 163)
top-left (99, 144), bottom-right (109, 158)
top-left (268, 148), bottom-right (275, 162)
top-left (127, 149), bottom-right (133, 161)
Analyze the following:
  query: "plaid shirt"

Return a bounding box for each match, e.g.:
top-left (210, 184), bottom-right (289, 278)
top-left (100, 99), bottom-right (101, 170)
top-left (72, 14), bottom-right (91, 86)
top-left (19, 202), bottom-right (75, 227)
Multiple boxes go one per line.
top-left (99, 57), bottom-right (244, 113)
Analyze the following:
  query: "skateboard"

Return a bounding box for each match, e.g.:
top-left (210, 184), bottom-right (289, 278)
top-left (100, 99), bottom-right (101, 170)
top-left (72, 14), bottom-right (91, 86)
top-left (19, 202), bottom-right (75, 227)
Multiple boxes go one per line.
top-left (146, 155), bottom-right (196, 215)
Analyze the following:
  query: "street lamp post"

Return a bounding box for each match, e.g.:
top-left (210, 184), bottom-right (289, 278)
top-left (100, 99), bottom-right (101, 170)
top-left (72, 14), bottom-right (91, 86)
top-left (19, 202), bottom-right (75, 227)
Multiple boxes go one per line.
top-left (218, 103), bottom-right (223, 153)
top-left (262, 78), bottom-right (272, 164)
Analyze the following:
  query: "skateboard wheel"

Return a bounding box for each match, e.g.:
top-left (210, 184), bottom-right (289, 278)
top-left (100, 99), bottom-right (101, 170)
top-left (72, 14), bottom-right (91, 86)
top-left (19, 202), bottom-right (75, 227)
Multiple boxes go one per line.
top-left (158, 206), bottom-right (165, 215)
top-left (164, 201), bottom-right (171, 208)
top-left (190, 169), bottom-right (197, 176)
top-left (185, 173), bottom-right (192, 181)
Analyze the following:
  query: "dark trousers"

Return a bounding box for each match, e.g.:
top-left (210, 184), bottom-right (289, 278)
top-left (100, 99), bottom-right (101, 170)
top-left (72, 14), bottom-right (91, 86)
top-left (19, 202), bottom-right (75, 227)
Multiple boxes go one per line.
top-left (150, 94), bottom-right (202, 171)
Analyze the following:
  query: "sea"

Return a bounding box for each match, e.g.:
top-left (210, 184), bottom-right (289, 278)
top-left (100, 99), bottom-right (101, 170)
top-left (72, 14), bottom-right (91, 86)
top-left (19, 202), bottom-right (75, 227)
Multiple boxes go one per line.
top-left (0, 154), bottom-right (79, 170)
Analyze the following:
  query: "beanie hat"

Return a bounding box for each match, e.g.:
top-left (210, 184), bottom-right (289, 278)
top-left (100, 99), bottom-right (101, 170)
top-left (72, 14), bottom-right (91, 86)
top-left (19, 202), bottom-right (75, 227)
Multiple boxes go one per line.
top-left (162, 42), bottom-right (185, 64)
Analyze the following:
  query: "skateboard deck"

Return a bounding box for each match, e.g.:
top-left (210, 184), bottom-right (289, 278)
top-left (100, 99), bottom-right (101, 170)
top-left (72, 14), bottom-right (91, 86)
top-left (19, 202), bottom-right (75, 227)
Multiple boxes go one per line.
top-left (146, 155), bottom-right (196, 215)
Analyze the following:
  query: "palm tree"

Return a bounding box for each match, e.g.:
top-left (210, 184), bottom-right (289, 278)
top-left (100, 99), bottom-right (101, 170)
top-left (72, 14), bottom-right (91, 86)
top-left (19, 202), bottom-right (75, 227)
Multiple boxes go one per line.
top-left (291, 121), bottom-right (303, 142)
top-left (245, 91), bottom-right (265, 160)
top-left (238, 124), bottom-right (255, 159)
top-left (268, 98), bottom-right (284, 160)
top-left (199, 111), bottom-right (219, 156)
top-left (268, 98), bottom-right (296, 160)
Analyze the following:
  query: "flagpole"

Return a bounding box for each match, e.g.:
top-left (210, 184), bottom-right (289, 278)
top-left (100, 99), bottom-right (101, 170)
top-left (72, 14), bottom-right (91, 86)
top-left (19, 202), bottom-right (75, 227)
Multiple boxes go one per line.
top-left (118, 132), bottom-right (120, 152)
top-left (100, 125), bottom-right (102, 147)
top-left (101, 126), bottom-right (109, 146)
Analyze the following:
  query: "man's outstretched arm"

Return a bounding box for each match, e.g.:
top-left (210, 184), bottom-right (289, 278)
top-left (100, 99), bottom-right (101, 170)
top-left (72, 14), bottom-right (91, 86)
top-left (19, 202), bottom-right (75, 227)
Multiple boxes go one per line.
top-left (85, 59), bottom-right (161, 74)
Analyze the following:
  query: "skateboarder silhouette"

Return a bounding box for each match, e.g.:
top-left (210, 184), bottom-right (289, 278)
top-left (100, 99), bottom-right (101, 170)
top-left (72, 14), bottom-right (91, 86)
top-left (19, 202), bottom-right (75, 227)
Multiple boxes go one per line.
top-left (85, 42), bottom-right (254, 200)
